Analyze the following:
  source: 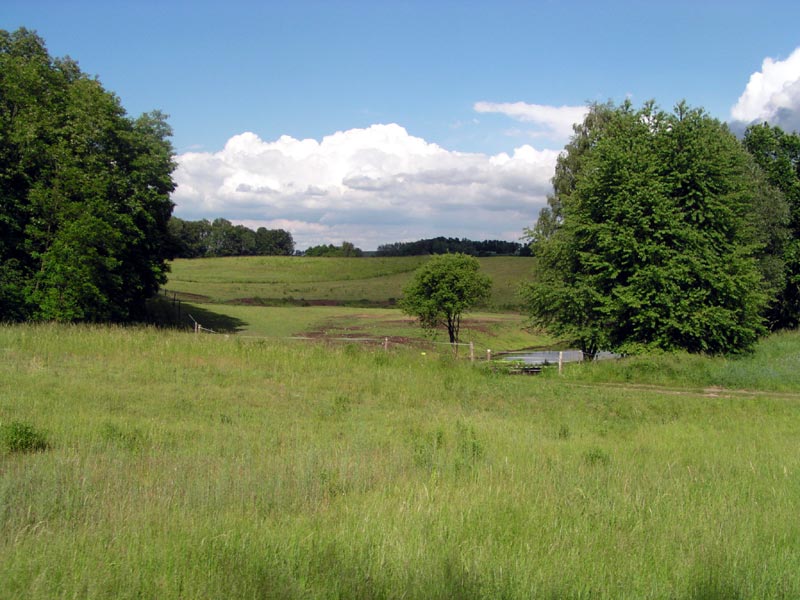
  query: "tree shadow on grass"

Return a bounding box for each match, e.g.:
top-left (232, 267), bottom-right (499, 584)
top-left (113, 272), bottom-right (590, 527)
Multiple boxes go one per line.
top-left (145, 297), bottom-right (247, 333)
top-left (182, 303), bottom-right (247, 333)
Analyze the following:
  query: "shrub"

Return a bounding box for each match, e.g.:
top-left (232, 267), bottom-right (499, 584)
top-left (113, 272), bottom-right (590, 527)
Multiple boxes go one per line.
top-left (583, 448), bottom-right (610, 466)
top-left (1, 420), bottom-right (50, 453)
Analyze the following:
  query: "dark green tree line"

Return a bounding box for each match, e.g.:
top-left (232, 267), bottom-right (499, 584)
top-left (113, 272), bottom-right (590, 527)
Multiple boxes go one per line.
top-left (304, 241), bottom-right (363, 257)
top-left (167, 217), bottom-right (294, 258)
top-left (376, 237), bottom-right (529, 257)
top-left (525, 101), bottom-right (788, 356)
top-left (0, 28), bottom-right (176, 321)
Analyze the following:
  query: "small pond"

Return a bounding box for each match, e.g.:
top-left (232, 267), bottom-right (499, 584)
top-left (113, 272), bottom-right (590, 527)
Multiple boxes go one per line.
top-left (498, 350), bottom-right (618, 365)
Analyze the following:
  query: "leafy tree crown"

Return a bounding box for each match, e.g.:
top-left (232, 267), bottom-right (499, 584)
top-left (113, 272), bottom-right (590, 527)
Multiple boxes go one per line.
top-left (400, 253), bottom-right (492, 344)
top-left (525, 101), bottom-right (779, 355)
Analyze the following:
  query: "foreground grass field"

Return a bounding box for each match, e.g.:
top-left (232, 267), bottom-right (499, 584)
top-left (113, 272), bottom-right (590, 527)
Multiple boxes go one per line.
top-left (2, 324), bottom-right (800, 598)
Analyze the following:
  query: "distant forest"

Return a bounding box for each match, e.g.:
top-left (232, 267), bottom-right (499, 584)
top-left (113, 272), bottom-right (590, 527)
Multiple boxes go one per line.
top-left (303, 242), bottom-right (364, 257)
top-left (302, 238), bottom-right (529, 257)
top-left (169, 221), bottom-right (531, 258)
top-left (168, 218), bottom-right (295, 258)
top-left (376, 237), bottom-right (531, 257)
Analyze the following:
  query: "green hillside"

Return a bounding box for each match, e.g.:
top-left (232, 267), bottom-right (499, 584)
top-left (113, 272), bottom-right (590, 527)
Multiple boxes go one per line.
top-left (159, 256), bottom-right (542, 350)
top-left (166, 255), bottom-right (534, 308)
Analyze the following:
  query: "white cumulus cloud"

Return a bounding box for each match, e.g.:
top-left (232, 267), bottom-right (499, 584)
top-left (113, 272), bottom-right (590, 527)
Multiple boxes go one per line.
top-left (730, 47), bottom-right (800, 131)
top-left (172, 124), bottom-right (558, 250)
top-left (474, 101), bottom-right (588, 141)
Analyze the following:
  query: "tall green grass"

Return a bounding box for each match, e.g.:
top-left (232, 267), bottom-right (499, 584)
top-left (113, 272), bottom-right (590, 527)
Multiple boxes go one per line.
top-left (2, 324), bottom-right (800, 598)
top-left (551, 330), bottom-right (800, 393)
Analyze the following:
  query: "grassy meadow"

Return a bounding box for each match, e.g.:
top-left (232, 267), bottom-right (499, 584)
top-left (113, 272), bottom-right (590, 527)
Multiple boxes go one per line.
top-left (166, 255), bottom-right (535, 308)
top-left (160, 255), bottom-right (546, 352)
top-left (2, 323), bottom-right (800, 598)
top-left (165, 303), bottom-right (550, 354)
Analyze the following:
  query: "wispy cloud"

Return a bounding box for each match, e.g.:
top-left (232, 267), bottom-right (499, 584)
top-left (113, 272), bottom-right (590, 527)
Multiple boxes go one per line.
top-left (172, 124), bottom-right (558, 249)
top-left (730, 47), bottom-right (800, 132)
top-left (474, 101), bottom-right (588, 142)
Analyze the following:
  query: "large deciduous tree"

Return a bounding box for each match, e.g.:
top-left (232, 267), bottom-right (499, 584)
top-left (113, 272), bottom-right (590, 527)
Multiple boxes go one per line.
top-left (0, 28), bottom-right (176, 321)
top-left (743, 123), bottom-right (800, 329)
top-left (524, 102), bottom-right (615, 250)
top-left (400, 253), bottom-right (491, 344)
top-left (254, 227), bottom-right (294, 256)
top-left (525, 101), bottom-right (784, 356)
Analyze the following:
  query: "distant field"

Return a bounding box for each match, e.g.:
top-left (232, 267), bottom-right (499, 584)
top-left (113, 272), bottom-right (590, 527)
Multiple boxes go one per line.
top-left (166, 255), bottom-right (534, 308)
top-left (161, 255), bottom-right (542, 351)
top-left (167, 303), bottom-right (552, 353)
top-left (2, 324), bottom-right (800, 598)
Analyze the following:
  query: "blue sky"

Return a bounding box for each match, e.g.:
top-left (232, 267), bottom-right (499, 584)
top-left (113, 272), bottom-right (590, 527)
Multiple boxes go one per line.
top-left (5, 1), bottom-right (800, 248)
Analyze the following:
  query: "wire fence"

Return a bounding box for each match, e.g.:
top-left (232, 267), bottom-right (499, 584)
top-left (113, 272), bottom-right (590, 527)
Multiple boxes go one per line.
top-left (163, 289), bottom-right (587, 372)
top-left (186, 311), bottom-right (484, 360)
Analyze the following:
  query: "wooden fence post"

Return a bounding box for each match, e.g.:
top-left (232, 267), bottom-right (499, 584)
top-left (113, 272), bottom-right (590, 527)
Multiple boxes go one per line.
top-left (486, 349), bottom-right (492, 362)
top-left (384, 337), bottom-right (389, 351)
top-left (470, 341), bottom-right (475, 363)
top-left (558, 351), bottom-right (563, 375)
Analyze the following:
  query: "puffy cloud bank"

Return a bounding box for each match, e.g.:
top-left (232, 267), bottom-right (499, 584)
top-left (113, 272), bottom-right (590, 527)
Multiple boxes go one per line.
top-left (173, 124), bottom-right (559, 250)
top-left (731, 47), bottom-right (800, 132)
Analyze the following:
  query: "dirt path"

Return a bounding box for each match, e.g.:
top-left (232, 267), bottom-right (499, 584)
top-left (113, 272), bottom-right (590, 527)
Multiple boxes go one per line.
top-left (561, 381), bottom-right (800, 400)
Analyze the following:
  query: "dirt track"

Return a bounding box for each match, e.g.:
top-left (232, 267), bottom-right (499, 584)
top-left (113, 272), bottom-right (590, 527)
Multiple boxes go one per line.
top-left (563, 381), bottom-right (800, 400)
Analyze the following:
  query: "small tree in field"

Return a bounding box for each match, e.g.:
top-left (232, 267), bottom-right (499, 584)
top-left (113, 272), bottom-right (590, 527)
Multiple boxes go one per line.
top-left (400, 253), bottom-right (492, 344)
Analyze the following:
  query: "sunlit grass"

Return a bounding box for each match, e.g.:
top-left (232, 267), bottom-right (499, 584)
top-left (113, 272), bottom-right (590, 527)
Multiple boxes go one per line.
top-left (2, 323), bottom-right (800, 598)
top-left (550, 330), bottom-right (800, 393)
top-left (173, 303), bottom-right (553, 353)
top-left (162, 255), bottom-right (543, 352)
top-left (166, 255), bottom-right (534, 308)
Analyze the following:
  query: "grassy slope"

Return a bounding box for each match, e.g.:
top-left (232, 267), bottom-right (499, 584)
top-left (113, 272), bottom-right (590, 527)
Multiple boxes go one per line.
top-left (166, 255), bottom-right (534, 308)
top-left (2, 324), bottom-right (800, 599)
top-left (162, 255), bottom-right (544, 352)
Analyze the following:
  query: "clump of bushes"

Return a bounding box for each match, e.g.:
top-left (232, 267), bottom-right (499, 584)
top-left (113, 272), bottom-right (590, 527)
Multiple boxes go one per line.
top-left (1, 420), bottom-right (50, 454)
